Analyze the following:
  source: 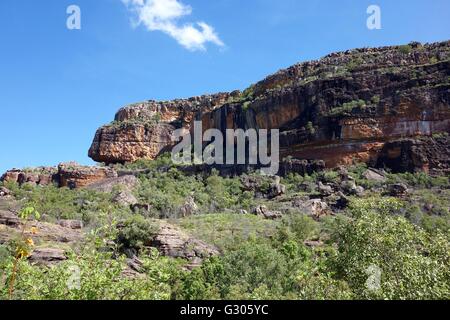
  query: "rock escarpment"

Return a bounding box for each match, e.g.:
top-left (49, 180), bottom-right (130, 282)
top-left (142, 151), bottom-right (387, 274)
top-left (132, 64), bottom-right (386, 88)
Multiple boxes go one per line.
top-left (89, 41), bottom-right (450, 173)
top-left (88, 92), bottom-right (240, 163)
top-left (1, 162), bottom-right (117, 189)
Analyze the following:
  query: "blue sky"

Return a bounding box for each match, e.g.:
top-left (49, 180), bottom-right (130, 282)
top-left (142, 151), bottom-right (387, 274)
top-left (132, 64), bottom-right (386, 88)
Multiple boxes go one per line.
top-left (1, 0), bottom-right (449, 173)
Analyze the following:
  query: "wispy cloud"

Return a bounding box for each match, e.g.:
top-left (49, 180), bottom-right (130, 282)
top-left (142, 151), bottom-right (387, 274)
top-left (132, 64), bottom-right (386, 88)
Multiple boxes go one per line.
top-left (121, 0), bottom-right (224, 51)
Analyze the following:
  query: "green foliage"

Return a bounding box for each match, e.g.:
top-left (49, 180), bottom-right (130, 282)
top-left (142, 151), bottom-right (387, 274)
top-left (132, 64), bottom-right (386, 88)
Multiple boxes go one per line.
top-left (306, 121), bottom-right (316, 135)
top-left (242, 101), bottom-right (252, 111)
top-left (328, 99), bottom-right (367, 117)
top-left (371, 95), bottom-right (381, 104)
top-left (398, 45), bottom-right (412, 54)
top-left (242, 85), bottom-right (255, 100)
top-left (117, 216), bottom-right (159, 252)
top-left (5, 183), bottom-right (132, 227)
top-left (346, 56), bottom-right (364, 71)
top-left (331, 197), bottom-right (450, 299)
top-left (178, 214), bottom-right (278, 251)
top-left (386, 172), bottom-right (449, 188)
top-left (276, 215), bottom-right (318, 243)
top-left (0, 248), bottom-right (180, 300)
top-left (179, 240), bottom-right (352, 300)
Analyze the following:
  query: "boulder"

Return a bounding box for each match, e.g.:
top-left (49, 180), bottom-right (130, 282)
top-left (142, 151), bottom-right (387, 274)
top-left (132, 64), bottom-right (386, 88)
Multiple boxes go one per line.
top-left (151, 222), bottom-right (219, 269)
top-left (58, 219), bottom-right (83, 230)
top-left (86, 175), bottom-right (138, 193)
top-left (388, 183), bottom-right (409, 198)
top-left (28, 248), bottom-right (67, 266)
top-left (324, 192), bottom-right (350, 210)
top-left (58, 162), bottom-right (118, 189)
top-left (267, 176), bottom-right (286, 199)
top-left (131, 203), bottom-right (153, 214)
top-left (0, 187), bottom-right (11, 197)
top-left (179, 196), bottom-right (198, 217)
top-left (317, 182), bottom-right (334, 196)
top-left (363, 169), bottom-right (387, 183)
top-left (112, 190), bottom-right (138, 207)
top-left (340, 180), bottom-right (358, 195)
top-left (294, 199), bottom-right (333, 220)
top-left (0, 210), bottom-right (20, 227)
top-left (252, 205), bottom-right (282, 220)
top-left (241, 175), bottom-right (286, 199)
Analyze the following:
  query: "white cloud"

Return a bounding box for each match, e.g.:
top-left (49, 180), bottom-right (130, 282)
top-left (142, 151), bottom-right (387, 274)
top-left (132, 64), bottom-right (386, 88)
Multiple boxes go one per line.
top-left (122, 0), bottom-right (224, 51)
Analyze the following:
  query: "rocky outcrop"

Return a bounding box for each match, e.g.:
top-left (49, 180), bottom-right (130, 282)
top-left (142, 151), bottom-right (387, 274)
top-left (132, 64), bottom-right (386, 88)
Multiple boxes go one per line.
top-left (86, 175), bottom-right (139, 193)
top-left (388, 183), bottom-right (410, 198)
top-left (58, 162), bottom-right (117, 188)
top-left (293, 199), bottom-right (333, 220)
top-left (252, 205), bottom-right (282, 220)
top-left (150, 222), bottom-right (220, 269)
top-left (0, 167), bottom-right (58, 186)
top-left (179, 196), bottom-right (198, 217)
top-left (28, 248), bottom-right (67, 266)
top-left (112, 190), bottom-right (138, 207)
top-left (241, 175), bottom-right (286, 199)
top-left (376, 135), bottom-right (450, 174)
top-left (1, 162), bottom-right (118, 189)
top-left (0, 187), bottom-right (11, 197)
top-left (88, 41), bottom-right (450, 173)
top-left (88, 92), bottom-right (240, 164)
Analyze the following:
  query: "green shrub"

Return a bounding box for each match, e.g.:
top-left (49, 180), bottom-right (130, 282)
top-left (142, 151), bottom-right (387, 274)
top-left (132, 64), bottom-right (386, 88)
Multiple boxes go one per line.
top-left (117, 216), bottom-right (159, 252)
top-left (331, 197), bottom-right (450, 299)
top-left (0, 248), bottom-right (179, 300)
top-left (398, 45), bottom-right (412, 54)
top-left (276, 215), bottom-right (318, 243)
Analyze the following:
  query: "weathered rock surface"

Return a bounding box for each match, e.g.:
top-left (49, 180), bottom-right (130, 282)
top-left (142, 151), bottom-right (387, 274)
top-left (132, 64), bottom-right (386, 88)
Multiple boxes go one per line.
top-left (86, 175), bottom-right (139, 193)
top-left (1, 162), bottom-right (118, 189)
top-left (151, 222), bottom-right (220, 269)
top-left (363, 168), bottom-right (387, 182)
top-left (0, 210), bottom-right (20, 227)
top-left (88, 92), bottom-right (239, 164)
top-left (89, 41), bottom-right (450, 173)
top-left (0, 187), bottom-right (11, 197)
top-left (241, 175), bottom-right (286, 199)
top-left (112, 190), bottom-right (138, 207)
top-left (28, 248), bottom-right (67, 266)
top-left (179, 196), bottom-right (199, 217)
top-left (58, 220), bottom-right (83, 230)
top-left (293, 199), bottom-right (333, 220)
top-left (0, 167), bottom-right (58, 186)
top-left (252, 205), bottom-right (282, 220)
top-left (58, 162), bottom-right (117, 188)
top-left (376, 135), bottom-right (450, 174)
top-left (388, 183), bottom-right (410, 198)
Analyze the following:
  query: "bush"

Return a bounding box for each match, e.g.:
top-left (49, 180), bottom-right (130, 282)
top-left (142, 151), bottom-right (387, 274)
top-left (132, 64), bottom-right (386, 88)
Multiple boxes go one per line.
top-left (276, 215), bottom-right (318, 243)
top-left (398, 45), bottom-right (412, 54)
top-left (117, 216), bottom-right (159, 252)
top-left (0, 248), bottom-right (179, 300)
top-left (179, 239), bottom-right (352, 300)
top-left (331, 197), bottom-right (450, 299)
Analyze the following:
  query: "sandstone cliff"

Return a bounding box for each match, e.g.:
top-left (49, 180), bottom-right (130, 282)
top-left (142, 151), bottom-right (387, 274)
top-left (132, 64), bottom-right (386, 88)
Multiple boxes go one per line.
top-left (89, 41), bottom-right (450, 173)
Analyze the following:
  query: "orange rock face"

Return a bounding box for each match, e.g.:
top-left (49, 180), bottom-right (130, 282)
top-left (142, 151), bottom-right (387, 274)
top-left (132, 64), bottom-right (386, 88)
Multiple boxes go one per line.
top-left (1, 163), bottom-right (117, 189)
top-left (88, 41), bottom-right (450, 172)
